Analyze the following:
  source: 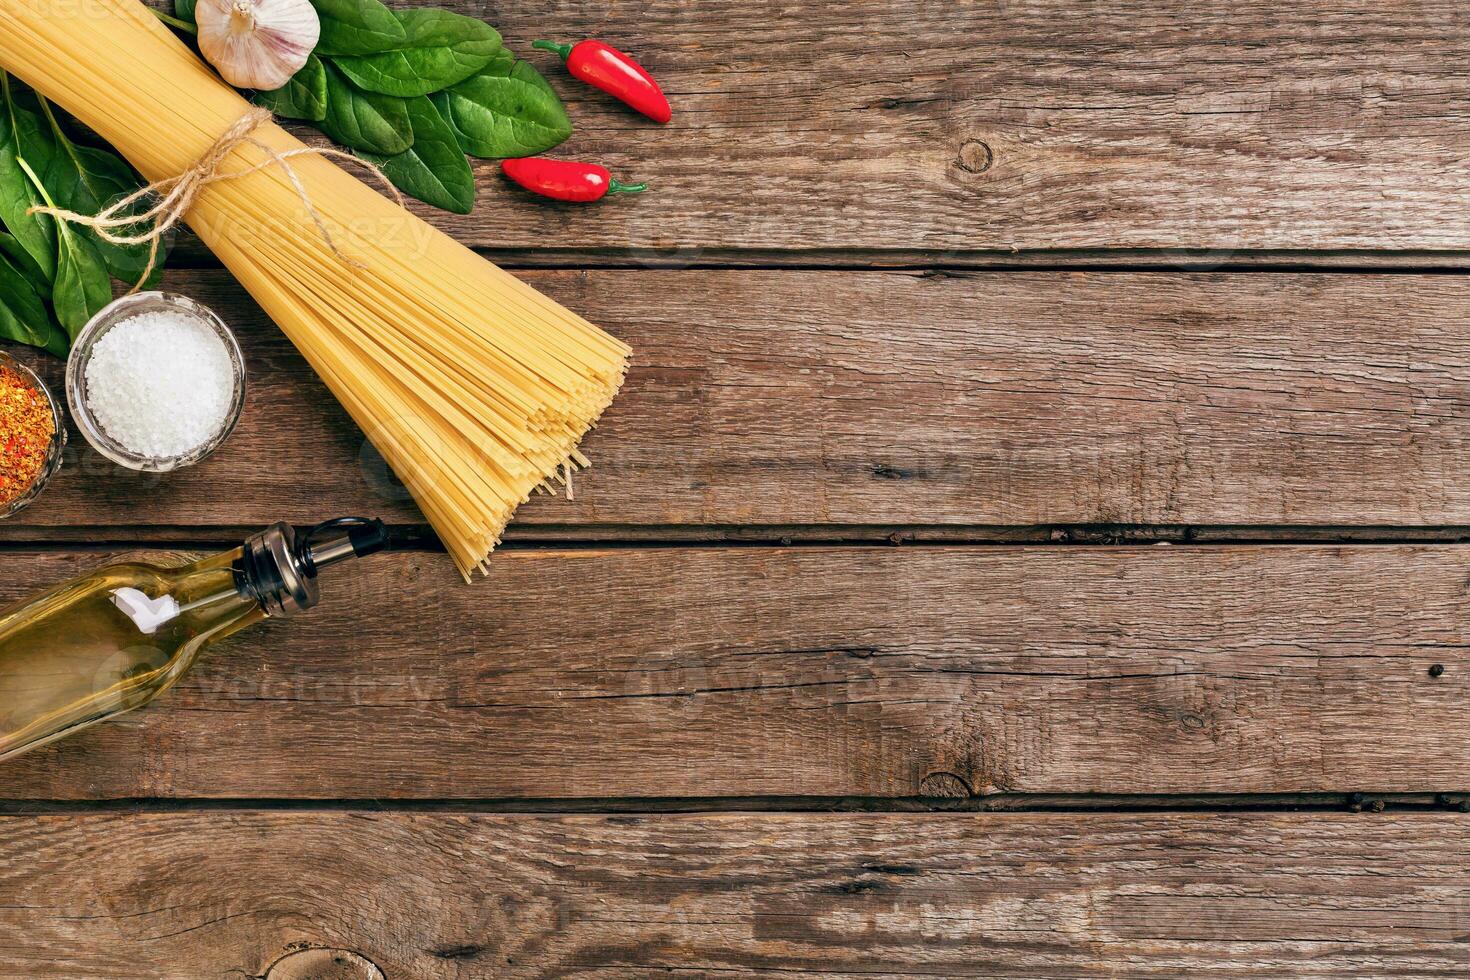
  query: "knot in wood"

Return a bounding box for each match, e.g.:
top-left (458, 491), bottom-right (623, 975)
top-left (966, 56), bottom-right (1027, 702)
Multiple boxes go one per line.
top-left (264, 948), bottom-right (385, 980)
top-left (918, 771), bottom-right (974, 798)
top-left (954, 139), bottom-right (994, 175)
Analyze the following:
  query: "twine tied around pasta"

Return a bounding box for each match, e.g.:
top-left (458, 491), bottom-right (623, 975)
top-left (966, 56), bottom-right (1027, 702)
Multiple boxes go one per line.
top-left (28, 106), bottom-right (406, 289)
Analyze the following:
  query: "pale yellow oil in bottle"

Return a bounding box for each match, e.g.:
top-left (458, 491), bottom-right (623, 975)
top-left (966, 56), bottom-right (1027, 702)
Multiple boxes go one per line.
top-left (0, 549), bottom-right (265, 761)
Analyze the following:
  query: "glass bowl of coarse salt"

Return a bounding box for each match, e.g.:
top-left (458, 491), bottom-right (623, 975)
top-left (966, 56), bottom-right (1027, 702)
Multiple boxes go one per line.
top-left (66, 292), bottom-right (245, 472)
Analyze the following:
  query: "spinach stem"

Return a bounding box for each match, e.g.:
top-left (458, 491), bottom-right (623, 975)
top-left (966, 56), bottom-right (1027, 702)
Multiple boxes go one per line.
top-left (150, 8), bottom-right (198, 34)
top-left (15, 155), bottom-right (77, 260)
top-left (16, 155), bottom-right (59, 215)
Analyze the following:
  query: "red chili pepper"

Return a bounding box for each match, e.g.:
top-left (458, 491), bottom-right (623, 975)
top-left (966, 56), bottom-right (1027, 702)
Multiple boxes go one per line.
top-left (501, 157), bottom-right (648, 203)
top-left (533, 39), bottom-right (672, 124)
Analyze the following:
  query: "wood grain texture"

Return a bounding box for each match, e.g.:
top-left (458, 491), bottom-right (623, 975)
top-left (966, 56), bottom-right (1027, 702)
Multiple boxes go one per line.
top-left (2, 810), bottom-right (1467, 978)
top-left (7, 4), bottom-right (1462, 973)
top-left (8, 268), bottom-right (1470, 532)
top-left (2, 545), bottom-right (1466, 800)
top-left (187, 0), bottom-right (1470, 255)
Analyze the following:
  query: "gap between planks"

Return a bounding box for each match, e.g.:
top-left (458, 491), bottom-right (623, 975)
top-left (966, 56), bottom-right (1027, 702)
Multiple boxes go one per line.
top-left (159, 245), bottom-right (1470, 273)
top-left (8, 524), bottom-right (1470, 549)
top-left (0, 792), bottom-right (1467, 816)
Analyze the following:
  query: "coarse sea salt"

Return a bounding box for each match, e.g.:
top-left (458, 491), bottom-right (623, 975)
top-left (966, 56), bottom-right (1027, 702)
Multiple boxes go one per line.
top-left (84, 310), bottom-right (234, 459)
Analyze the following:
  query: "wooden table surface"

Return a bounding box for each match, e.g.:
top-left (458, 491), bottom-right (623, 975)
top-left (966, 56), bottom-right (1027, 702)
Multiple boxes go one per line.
top-left (6, 1), bottom-right (1470, 976)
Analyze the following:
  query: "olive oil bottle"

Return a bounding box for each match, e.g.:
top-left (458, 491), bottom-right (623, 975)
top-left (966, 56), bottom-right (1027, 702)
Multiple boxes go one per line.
top-left (0, 518), bottom-right (389, 762)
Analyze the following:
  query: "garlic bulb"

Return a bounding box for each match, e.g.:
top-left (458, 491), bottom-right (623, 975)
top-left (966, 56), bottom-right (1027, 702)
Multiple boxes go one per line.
top-left (196, 0), bottom-right (320, 91)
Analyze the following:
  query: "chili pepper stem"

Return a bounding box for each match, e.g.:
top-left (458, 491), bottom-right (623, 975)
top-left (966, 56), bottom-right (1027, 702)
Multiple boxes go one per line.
top-left (607, 179), bottom-right (648, 195)
top-left (532, 40), bottom-right (574, 61)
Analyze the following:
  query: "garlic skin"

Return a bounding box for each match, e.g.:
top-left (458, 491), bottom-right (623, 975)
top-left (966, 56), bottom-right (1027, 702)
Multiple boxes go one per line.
top-left (196, 0), bottom-right (320, 91)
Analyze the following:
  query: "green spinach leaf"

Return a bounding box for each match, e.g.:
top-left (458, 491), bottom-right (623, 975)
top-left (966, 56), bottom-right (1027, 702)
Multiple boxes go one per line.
top-left (35, 98), bottom-right (163, 289)
top-left (311, 0), bottom-right (407, 56)
top-left (432, 51), bottom-right (569, 158)
top-left (254, 54), bottom-right (330, 122)
top-left (360, 95), bottom-right (474, 214)
top-left (0, 75), bottom-right (56, 284)
top-left (51, 226), bottom-right (111, 341)
top-left (17, 156), bottom-right (111, 341)
top-left (319, 62), bottom-right (413, 155)
top-left (333, 9), bottom-right (500, 98)
top-left (0, 229), bottom-right (48, 292)
top-left (0, 250), bottom-right (64, 355)
top-left (174, 0), bottom-right (196, 24)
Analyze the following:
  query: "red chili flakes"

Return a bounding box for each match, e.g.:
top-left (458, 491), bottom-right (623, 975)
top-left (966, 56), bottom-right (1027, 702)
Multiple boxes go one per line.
top-left (0, 364), bottom-right (55, 508)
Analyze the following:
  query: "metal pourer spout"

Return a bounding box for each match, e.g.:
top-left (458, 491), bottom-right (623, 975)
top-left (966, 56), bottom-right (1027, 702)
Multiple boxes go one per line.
top-left (239, 517), bottom-right (391, 617)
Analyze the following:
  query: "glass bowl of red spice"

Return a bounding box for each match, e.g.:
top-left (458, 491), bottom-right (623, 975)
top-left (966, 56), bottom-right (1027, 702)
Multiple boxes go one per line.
top-left (0, 350), bottom-right (65, 519)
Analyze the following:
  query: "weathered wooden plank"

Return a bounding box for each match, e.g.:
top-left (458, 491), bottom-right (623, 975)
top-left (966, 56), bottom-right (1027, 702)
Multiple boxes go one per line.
top-left (118, 0), bottom-right (1470, 255)
top-left (234, 0), bottom-right (1470, 254)
top-left (1, 810), bottom-right (1467, 978)
top-left (133, 0), bottom-right (1470, 255)
top-left (1, 545), bottom-right (1465, 799)
top-left (7, 268), bottom-right (1470, 532)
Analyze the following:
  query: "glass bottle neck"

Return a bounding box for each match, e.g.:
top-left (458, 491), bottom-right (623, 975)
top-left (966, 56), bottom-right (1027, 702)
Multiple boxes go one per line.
top-left (237, 519), bottom-right (391, 617)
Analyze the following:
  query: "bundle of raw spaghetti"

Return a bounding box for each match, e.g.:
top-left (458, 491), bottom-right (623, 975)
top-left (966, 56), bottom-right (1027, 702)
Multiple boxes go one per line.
top-left (0, 0), bottom-right (629, 580)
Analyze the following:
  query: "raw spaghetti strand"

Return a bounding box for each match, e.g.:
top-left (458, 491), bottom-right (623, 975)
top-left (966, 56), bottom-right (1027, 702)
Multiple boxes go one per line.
top-left (0, 0), bottom-right (630, 580)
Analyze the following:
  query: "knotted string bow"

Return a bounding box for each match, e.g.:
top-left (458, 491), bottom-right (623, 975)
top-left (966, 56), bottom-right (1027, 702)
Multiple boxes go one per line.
top-left (29, 106), bottom-right (405, 289)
